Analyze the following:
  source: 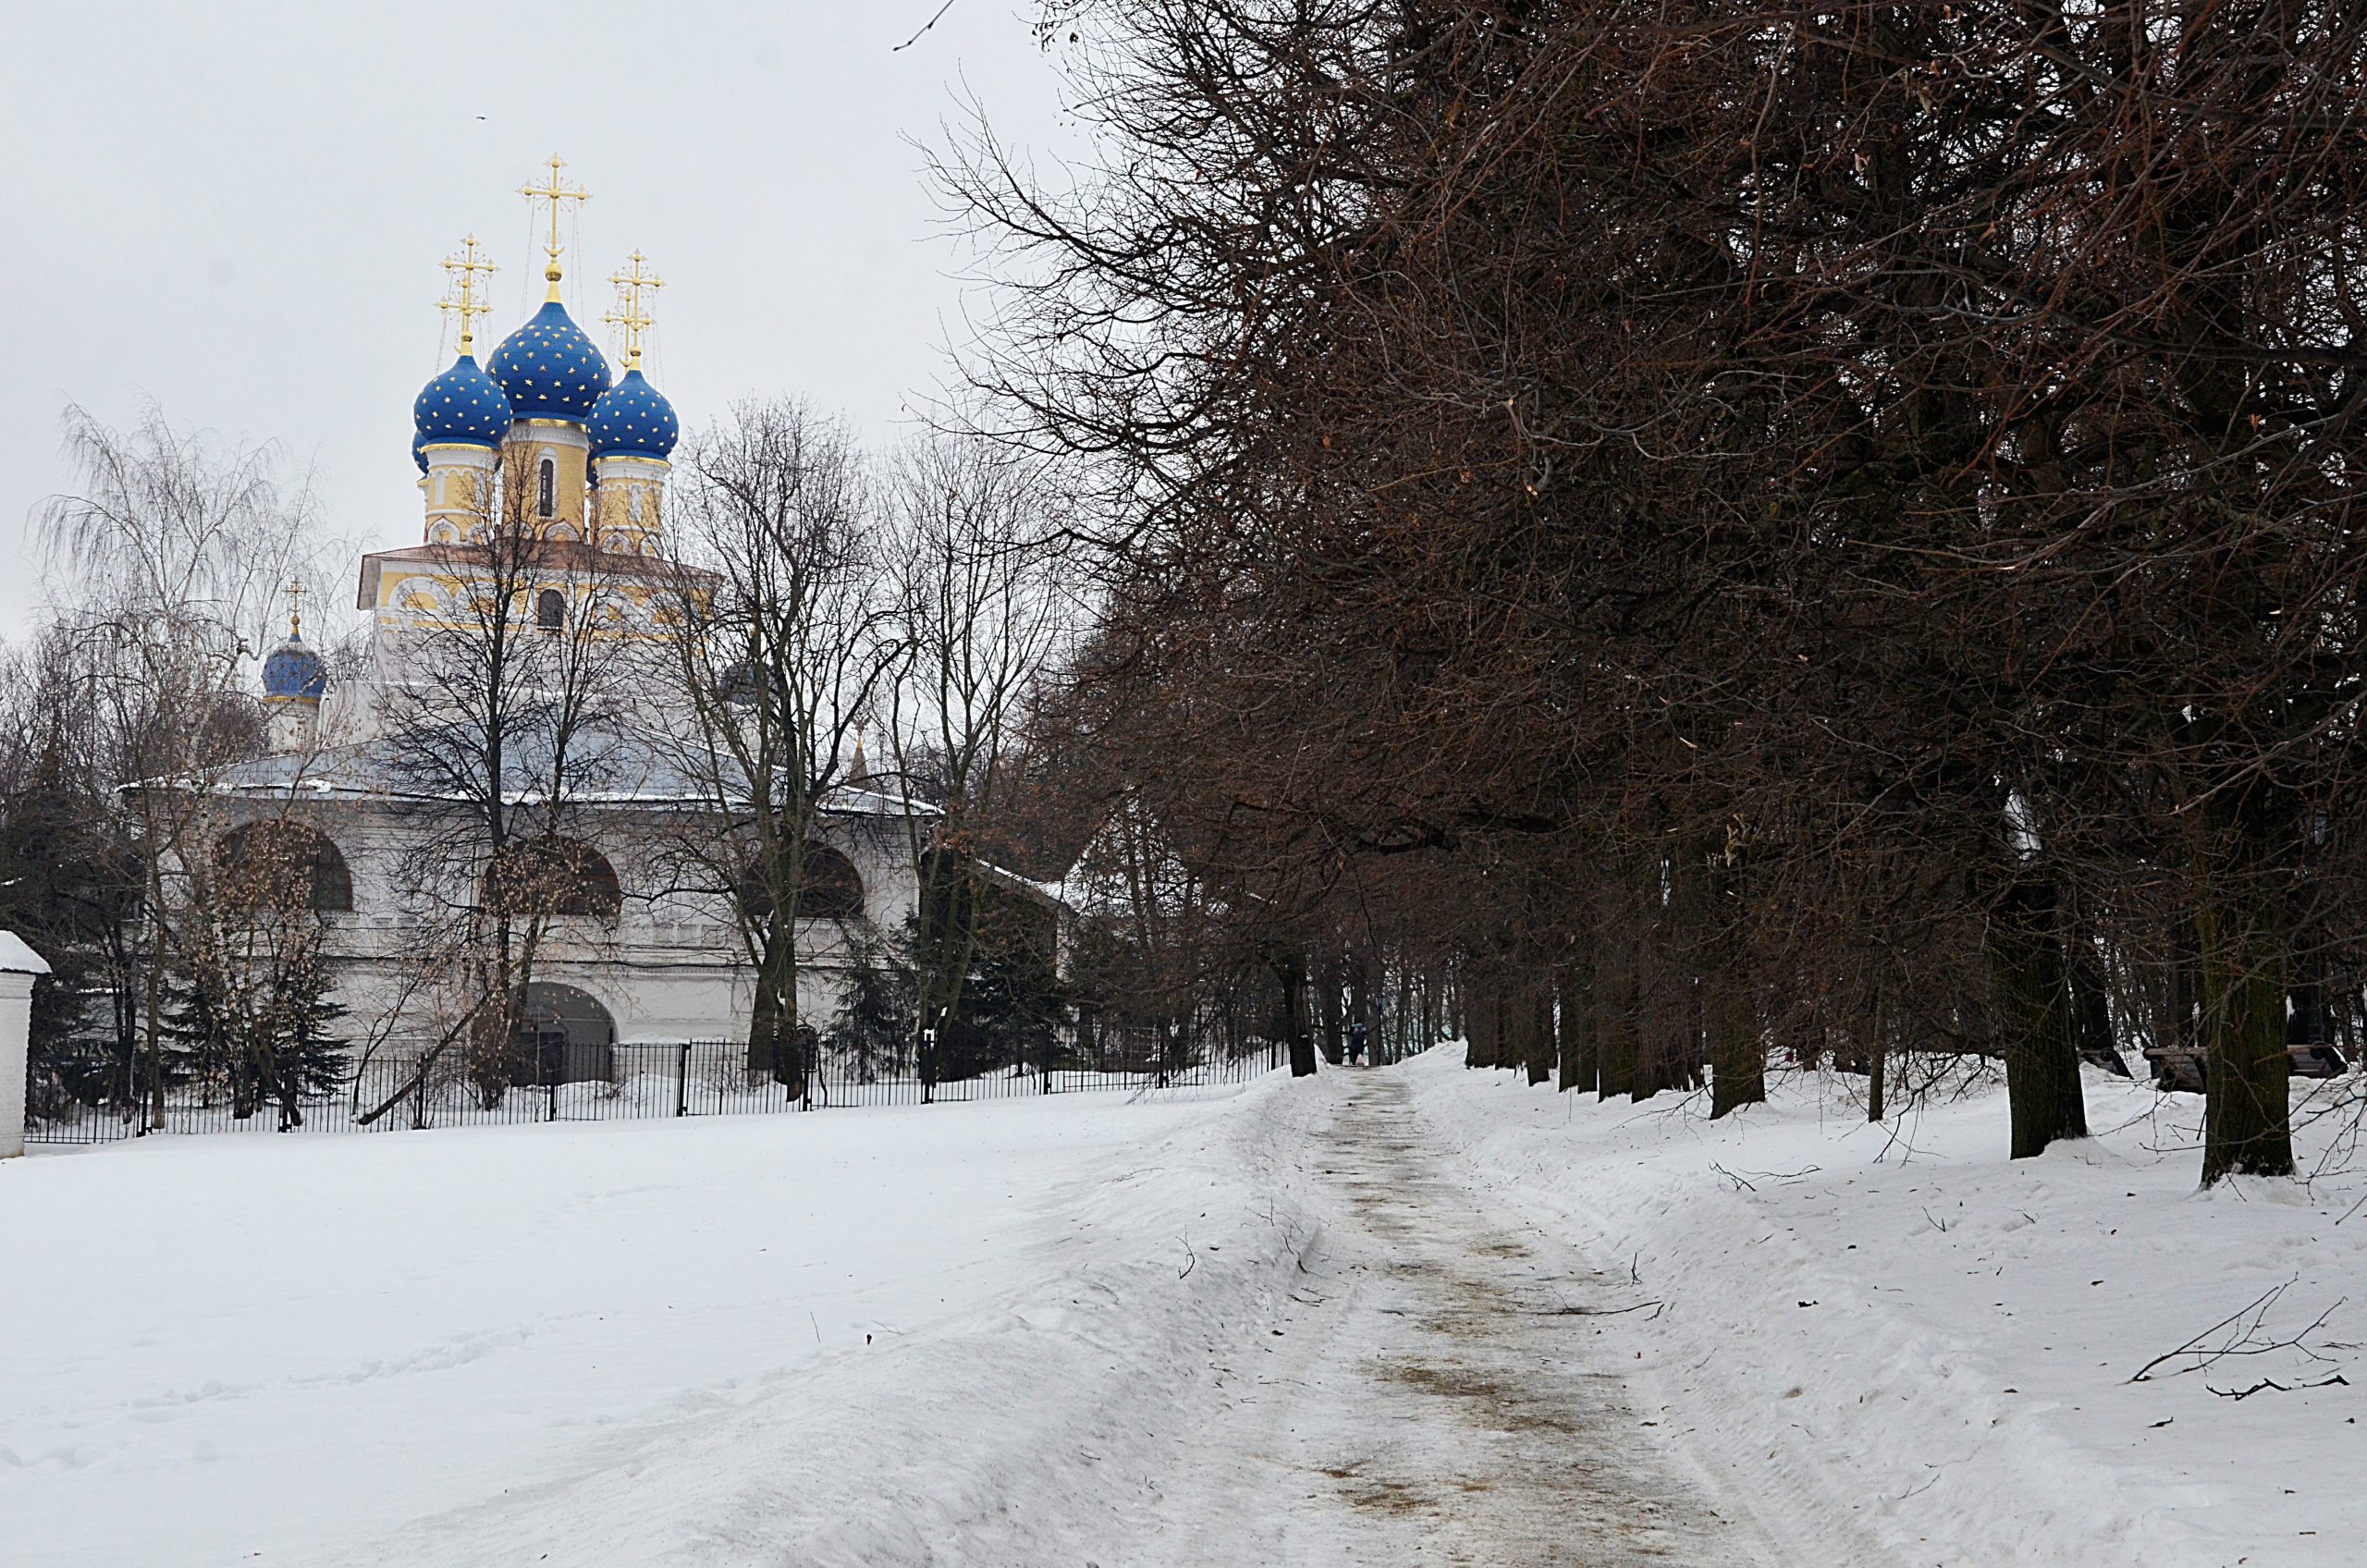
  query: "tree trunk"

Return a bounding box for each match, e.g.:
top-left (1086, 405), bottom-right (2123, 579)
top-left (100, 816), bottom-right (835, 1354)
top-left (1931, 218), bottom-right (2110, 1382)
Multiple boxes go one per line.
top-left (2172, 912), bottom-right (2202, 1053)
top-left (1707, 963), bottom-right (1762, 1118)
top-left (1522, 973), bottom-right (1552, 1085)
top-left (1465, 976), bottom-right (1501, 1068)
top-left (144, 864), bottom-right (166, 1131)
top-left (1861, 999), bottom-right (1886, 1124)
top-left (1596, 937), bottom-right (1635, 1100)
top-left (1392, 965), bottom-right (1416, 1062)
top-left (747, 920), bottom-right (807, 1103)
top-left (1317, 961), bottom-right (1345, 1065)
top-left (2065, 908), bottom-right (2129, 1076)
top-left (1278, 949), bottom-right (1318, 1077)
top-left (1988, 875), bottom-right (2089, 1159)
top-left (1492, 979), bottom-right (1522, 1073)
top-left (1556, 956), bottom-right (1596, 1094)
top-left (1631, 949), bottom-right (1684, 1102)
top-left (2196, 828), bottom-right (2295, 1182)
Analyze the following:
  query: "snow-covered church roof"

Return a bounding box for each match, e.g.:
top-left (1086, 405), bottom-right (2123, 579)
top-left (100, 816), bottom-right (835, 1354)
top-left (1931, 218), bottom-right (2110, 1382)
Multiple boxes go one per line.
top-left (203, 732), bottom-right (933, 819)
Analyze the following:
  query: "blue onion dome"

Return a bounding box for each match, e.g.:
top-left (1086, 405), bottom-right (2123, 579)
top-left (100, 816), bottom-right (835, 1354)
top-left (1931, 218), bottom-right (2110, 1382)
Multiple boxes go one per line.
top-left (588, 366), bottom-right (680, 459)
top-left (487, 300), bottom-right (610, 421)
top-left (411, 351), bottom-right (513, 450)
top-left (262, 634), bottom-right (327, 701)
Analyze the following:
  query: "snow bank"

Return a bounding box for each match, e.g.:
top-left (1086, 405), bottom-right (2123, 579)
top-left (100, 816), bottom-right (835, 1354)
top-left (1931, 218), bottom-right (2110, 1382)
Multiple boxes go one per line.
top-left (1412, 1048), bottom-right (2367, 1568)
top-left (0, 1083), bottom-right (1322, 1567)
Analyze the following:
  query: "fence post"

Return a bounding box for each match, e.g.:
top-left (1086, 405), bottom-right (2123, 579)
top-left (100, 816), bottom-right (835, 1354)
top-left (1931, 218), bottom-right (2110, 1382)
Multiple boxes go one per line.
top-left (0, 931), bottom-right (50, 1159)
top-left (675, 1043), bottom-right (690, 1118)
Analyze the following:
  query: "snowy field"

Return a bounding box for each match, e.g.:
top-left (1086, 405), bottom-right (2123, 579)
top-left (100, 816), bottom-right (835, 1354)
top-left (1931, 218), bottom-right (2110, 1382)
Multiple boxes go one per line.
top-left (7, 1051), bottom-right (2362, 1566)
top-left (1, 1085), bottom-right (1305, 1567)
top-left (1416, 1049), bottom-right (2367, 1567)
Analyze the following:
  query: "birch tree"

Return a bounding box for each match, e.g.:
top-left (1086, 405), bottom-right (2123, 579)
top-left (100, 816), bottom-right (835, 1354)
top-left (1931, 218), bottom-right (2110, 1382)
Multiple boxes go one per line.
top-left (37, 403), bottom-right (324, 1127)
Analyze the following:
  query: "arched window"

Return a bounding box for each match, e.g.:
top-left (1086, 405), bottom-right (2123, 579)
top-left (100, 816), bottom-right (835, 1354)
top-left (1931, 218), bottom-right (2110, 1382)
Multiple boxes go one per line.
top-left (536, 588), bottom-right (566, 633)
top-left (536, 457), bottom-right (557, 519)
top-left (735, 843), bottom-right (865, 923)
top-left (797, 845), bottom-right (865, 920)
top-left (215, 822), bottom-right (354, 912)
top-left (486, 837), bottom-right (622, 918)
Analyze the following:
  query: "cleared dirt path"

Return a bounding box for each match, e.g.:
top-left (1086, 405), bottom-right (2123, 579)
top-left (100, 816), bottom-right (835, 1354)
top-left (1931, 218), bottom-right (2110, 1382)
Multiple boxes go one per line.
top-left (1125, 1069), bottom-right (1795, 1567)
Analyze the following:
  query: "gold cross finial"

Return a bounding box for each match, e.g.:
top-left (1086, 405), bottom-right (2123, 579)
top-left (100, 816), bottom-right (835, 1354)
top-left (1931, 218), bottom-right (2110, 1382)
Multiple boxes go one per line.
top-left (437, 234), bottom-right (498, 357)
top-left (519, 154), bottom-right (591, 300)
top-left (286, 578), bottom-right (307, 641)
top-left (604, 251), bottom-right (664, 371)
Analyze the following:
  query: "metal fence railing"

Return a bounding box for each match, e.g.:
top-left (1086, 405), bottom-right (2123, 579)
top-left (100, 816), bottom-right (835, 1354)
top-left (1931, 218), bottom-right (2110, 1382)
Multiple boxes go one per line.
top-left (24, 1033), bottom-right (1288, 1146)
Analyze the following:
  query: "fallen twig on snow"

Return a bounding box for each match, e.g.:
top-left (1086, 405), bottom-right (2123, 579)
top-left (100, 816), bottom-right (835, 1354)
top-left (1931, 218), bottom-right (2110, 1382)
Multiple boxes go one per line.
top-left (2209, 1373), bottom-right (2349, 1400)
top-left (2128, 1279), bottom-right (2346, 1383)
top-left (1534, 1299), bottom-right (1664, 1318)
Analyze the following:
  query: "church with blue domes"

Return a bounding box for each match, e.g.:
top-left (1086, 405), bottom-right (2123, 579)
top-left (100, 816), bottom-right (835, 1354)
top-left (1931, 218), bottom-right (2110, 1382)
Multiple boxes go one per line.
top-left (212, 165), bottom-right (926, 1068)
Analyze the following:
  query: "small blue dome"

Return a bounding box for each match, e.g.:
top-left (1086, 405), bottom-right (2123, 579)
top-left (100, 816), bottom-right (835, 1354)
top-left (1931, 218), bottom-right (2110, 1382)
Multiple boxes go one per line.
top-left (412, 351), bottom-right (513, 451)
top-left (263, 636), bottom-right (327, 701)
top-left (588, 367), bottom-right (680, 459)
top-left (487, 300), bottom-right (610, 421)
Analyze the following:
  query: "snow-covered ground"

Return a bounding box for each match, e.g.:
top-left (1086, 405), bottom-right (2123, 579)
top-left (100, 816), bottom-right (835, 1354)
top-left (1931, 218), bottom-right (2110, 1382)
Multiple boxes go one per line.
top-left (8, 1052), bottom-right (2361, 1566)
top-left (1416, 1049), bottom-right (2367, 1567)
top-left (0, 1085), bottom-right (1307, 1567)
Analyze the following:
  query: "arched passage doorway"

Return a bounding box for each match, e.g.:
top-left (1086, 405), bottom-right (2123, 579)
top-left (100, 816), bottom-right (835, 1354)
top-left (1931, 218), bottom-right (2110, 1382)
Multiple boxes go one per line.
top-left (519, 982), bottom-right (617, 1085)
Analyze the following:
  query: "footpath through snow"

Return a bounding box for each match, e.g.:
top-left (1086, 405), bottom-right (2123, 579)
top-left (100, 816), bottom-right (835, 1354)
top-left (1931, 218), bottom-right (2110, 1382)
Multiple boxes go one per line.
top-left (6, 1051), bottom-right (2361, 1564)
top-left (1415, 1047), bottom-right (2367, 1568)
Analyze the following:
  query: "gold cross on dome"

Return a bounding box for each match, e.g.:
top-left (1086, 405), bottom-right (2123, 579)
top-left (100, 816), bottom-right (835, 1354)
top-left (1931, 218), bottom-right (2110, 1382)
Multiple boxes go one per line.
top-left (286, 577), bottom-right (307, 640)
top-left (605, 251), bottom-right (663, 370)
top-left (437, 234), bottom-right (498, 356)
top-left (519, 154), bottom-right (591, 299)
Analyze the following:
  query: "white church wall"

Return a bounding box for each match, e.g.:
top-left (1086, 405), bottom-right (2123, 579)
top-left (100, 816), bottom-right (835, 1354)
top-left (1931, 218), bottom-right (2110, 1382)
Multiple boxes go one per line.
top-left (296, 796), bottom-right (922, 1056)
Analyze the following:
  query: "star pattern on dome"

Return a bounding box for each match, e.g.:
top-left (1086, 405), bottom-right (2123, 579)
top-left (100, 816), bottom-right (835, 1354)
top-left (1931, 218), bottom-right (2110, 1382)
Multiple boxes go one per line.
top-left (412, 352), bottom-right (513, 450)
top-left (589, 367), bottom-right (681, 459)
top-left (489, 300), bottom-right (611, 421)
top-left (263, 639), bottom-right (329, 701)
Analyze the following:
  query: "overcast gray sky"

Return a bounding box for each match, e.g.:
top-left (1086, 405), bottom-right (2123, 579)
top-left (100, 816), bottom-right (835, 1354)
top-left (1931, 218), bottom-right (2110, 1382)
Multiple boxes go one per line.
top-left (1, 1), bottom-right (1075, 635)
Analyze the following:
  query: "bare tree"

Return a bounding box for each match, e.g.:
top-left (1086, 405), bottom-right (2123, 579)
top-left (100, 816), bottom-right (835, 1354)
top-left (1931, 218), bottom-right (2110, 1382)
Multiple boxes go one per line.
top-left (370, 441), bottom-right (642, 1109)
top-left (657, 398), bottom-right (901, 1099)
top-left (37, 402), bottom-right (325, 1127)
top-left (883, 435), bottom-right (1078, 1072)
top-left (0, 628), bottom-right (144, 1115)
top-left (166, 818), bottom-right (350, 1128)
top-left (948, 1), bottom-right (2367, 1187)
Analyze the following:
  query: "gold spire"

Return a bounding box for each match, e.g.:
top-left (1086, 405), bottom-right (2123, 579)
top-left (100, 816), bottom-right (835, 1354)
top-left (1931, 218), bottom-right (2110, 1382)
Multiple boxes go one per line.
top-left (286, 577), bottom-right (307, 641)
top-left (437, 234), bottom-right (497, 357)
top-left (604, 251), bottom-right (664, 371)
top-left (519, 154), bottom-right (591, 301)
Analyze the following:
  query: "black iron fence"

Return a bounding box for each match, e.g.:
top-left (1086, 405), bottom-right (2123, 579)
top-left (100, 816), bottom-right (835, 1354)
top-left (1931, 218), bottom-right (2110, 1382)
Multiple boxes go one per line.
top-left (25, 1031), bottom-right (1287, 1145)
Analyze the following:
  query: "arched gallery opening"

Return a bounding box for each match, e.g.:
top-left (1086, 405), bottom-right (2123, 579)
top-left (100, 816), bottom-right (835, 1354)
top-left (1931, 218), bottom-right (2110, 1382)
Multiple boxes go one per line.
top-left (517, 981), bottom-right (618, 1085)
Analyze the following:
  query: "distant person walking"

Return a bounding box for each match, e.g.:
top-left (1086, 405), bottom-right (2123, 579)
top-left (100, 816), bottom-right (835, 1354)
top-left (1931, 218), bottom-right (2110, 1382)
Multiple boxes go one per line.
top-left (1347, 1022), bottom-right (1369, 1066)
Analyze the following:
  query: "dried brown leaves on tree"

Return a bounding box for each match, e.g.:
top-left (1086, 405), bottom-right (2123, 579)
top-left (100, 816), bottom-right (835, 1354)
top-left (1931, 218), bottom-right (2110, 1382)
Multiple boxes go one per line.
top-left (959, 1), bottom-right (2367, 1177)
